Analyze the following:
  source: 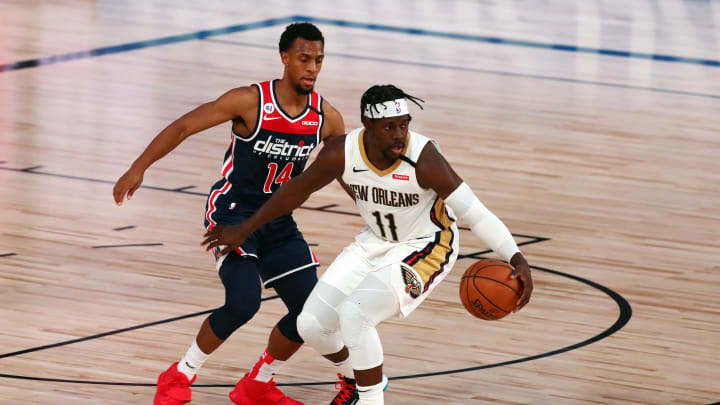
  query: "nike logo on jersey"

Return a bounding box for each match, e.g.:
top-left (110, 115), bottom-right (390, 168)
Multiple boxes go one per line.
top-left (263, 116), bottom-right (281, 121)
top-left (353, 167), bottom-right (369, 173)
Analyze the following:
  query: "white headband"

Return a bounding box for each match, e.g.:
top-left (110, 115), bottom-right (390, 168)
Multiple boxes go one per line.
top-left (363, 98), bottom-right (410, 119)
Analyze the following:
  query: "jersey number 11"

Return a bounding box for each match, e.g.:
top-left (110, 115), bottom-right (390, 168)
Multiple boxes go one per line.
top-left (372, 211), bottom-right (399, 241)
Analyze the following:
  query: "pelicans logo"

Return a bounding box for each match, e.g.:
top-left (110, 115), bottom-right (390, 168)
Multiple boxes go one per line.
top-left (401, 267), bottom-right (422, 299)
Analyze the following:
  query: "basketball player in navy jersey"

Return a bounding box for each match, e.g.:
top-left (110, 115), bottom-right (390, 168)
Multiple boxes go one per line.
top-left (203, 84), bottom-right (534, 405)
top-left (113, 23), bottom-right (346, 405)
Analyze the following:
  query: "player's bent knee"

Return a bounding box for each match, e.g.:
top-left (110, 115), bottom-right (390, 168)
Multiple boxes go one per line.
top-left (208, 301), bottom-right (259, 340)
top-left (278, 312), bottom-right (303, 343)
top-left (297, 309), bottom-right (337, 342)
top-left (296, 311), bottom-right (320, 342)
top-left (297, 310), bottom-right (343, 354)
top-left (226, 295), bottom-right (261, 323)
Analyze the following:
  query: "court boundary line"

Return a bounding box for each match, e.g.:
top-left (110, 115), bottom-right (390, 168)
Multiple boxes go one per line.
top-left (1, 14), bottom-right (718, 73)
top-left (203, 38), bottom-right (720, 100)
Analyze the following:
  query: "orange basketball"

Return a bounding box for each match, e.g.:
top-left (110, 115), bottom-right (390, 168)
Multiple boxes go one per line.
top-left (459, 259), bottom-right (522, 320)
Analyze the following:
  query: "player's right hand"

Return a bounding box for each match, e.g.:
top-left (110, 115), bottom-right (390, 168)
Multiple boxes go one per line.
top-left (113, 167), bottom-right (144, 206)
top-left (202, 225), bottom-right (250, 256)
top-left (509, 252), bottom-right (533, 313)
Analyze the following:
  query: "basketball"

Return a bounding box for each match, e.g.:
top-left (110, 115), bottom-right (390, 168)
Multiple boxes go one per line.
top-left (459, 259), bottom-right (522, 320)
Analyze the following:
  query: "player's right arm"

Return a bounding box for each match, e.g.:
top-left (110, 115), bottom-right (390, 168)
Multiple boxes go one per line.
top-left (202, 135), bottom-right (346, 255)
top-left (112, 86), bottom-right (258, 205)
top-left (416, 142), bottom-right (533, 312)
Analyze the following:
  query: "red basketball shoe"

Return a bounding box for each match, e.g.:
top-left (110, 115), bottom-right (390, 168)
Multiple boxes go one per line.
top-left (154, 362), bottom-right (196, 405)
top-left (229, 373), bottom-right (304, 405)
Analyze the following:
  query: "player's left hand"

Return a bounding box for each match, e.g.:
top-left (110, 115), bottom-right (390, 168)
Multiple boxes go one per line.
top-left (202, 224), bottom-right (250, 256)
top-left (509, 252), bottom-right (533, 313)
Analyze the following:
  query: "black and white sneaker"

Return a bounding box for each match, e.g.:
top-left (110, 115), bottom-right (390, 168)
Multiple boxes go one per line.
top-left (330, 373), bottom-right (388, 405)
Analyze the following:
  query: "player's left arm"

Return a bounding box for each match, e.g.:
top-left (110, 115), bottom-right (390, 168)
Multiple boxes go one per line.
top-left (203, 136), bottom-right (346, 256)
top-left (320, 99), bottom-right (346, 141)
top-left (416, 142), bottom-right (533, 312)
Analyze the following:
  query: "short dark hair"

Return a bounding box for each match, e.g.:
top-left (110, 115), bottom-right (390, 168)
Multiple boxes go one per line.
top-left (279, 22), bottom-right (324, 52)
top-left (361, 84), bottom-right (424, 118)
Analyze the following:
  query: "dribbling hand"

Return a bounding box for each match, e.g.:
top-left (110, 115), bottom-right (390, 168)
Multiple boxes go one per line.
top-left (509, 253), bottom-right (533, 313)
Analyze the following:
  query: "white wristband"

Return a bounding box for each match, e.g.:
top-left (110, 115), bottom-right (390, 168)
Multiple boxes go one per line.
top-left (445, 182), bottom-right (520, 262)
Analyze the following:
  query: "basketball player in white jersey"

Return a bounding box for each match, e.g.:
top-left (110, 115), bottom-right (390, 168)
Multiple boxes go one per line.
top-left (203, 84), bottom-right (534, 405)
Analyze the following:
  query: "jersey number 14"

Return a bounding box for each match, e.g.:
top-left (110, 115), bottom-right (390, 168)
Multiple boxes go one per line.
top-left (263, 162), bottom-right (294, 193)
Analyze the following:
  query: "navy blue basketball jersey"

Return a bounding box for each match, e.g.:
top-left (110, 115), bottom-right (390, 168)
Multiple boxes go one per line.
top-left (205, 80), bottom-right (324, 230)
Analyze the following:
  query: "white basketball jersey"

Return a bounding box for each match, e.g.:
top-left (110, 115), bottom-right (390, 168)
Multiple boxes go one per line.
top-left (342, 127), bottom-right (456, 242)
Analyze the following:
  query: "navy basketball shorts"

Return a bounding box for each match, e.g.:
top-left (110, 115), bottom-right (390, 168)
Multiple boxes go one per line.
top-left (204, 184), bottom-right (319, 287)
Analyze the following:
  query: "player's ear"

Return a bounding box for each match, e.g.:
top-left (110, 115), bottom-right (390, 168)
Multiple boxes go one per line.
top-left (280, 51), bottom-right (290, 67)
top-left (361, 116), bottom-right (372, 131)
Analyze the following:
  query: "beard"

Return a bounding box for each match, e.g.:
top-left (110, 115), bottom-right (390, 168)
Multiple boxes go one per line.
top-left (295, 83), bottom-right (313, 95)
top-left (382, 147), bottom-right (400, 161)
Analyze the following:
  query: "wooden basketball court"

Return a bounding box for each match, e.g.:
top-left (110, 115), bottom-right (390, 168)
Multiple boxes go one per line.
top-left (1, 1), bottom-right (719, 404)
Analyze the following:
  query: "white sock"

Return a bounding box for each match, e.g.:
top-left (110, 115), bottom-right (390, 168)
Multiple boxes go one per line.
top-left (334, 358), bottom-right (355, 380)
top-left (248, 348), bottom-right (286, 383)
top-left (177, 339), bottom-right (209, 380)
top-left (357, 375), bottom-right (387, 405)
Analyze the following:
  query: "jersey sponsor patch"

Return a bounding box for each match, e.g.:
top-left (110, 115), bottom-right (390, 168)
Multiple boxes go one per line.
top-left (401, 266), bottom-right (422, 299)
top-left (301, 120), bottom-right (318, 126)
top-left (392, 174), bottom-right (410, 181)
